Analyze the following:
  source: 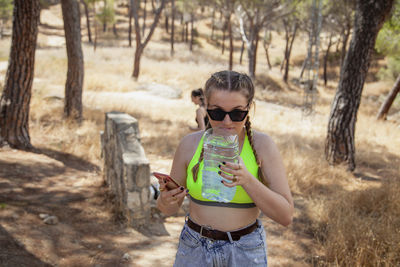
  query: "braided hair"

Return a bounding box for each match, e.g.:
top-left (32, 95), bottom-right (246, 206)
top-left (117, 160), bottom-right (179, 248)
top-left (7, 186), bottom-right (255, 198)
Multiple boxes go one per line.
top-left (192, 70), bottom-right (266, 183)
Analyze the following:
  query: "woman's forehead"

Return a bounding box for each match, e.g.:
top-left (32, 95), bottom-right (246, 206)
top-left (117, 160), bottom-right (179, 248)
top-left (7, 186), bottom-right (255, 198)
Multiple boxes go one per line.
top-left (207, 90), bottom-right (248, 107)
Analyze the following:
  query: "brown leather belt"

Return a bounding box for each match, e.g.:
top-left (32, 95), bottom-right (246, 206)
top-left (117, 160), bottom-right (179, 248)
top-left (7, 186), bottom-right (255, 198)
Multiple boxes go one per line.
top-left (187, 218), bottom-right (258, 241)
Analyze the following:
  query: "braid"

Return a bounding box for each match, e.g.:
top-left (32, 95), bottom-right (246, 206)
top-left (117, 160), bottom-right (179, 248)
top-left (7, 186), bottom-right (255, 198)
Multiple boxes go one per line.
top-left (191, 123), bottom-right (211, 182)
top-left (192, 147), bottom-right (204, 182)
top-left (245, 117), bottom-right (268, 186)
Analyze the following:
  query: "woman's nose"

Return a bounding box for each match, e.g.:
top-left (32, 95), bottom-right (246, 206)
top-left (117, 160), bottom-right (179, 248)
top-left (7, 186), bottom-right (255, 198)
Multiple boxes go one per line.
top-left (222, 114), bottom-right (232, 124)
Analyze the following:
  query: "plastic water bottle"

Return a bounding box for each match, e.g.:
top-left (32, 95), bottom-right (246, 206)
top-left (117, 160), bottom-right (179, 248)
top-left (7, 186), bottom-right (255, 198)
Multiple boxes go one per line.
top-left (201, 128), bottom-right (239, 202)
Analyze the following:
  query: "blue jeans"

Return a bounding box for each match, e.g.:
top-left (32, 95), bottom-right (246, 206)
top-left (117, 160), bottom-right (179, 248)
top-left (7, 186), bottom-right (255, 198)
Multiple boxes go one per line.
top-left (173, 219), bottom-right (268, 267)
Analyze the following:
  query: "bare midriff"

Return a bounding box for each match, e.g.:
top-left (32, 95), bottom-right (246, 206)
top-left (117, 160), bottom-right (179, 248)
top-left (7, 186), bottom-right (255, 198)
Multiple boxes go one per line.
top-left (189, 201), bottom-right (259, 232)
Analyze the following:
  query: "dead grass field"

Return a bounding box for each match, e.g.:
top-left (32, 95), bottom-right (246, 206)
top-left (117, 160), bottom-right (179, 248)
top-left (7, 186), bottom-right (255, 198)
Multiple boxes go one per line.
top-left (0, 4), bottom-right (400, 267)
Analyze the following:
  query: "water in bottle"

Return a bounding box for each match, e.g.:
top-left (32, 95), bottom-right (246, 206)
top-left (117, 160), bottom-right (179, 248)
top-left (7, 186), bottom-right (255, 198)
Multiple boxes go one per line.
top-left (201, 128), bottom-right (239, 202)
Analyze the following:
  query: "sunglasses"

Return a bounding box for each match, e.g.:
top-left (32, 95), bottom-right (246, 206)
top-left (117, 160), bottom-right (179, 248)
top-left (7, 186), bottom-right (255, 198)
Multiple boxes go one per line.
top-left (207, 108), bottom-right (249, 122)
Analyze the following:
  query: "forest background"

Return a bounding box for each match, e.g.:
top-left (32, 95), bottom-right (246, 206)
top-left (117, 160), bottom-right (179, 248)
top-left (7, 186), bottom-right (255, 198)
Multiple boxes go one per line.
top-left (0, 0), bottom-right (400, 266)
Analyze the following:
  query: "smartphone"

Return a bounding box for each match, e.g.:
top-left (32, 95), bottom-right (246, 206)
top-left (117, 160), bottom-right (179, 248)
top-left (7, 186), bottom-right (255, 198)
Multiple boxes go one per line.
top-left (152, 172), bottom-right (181, 190)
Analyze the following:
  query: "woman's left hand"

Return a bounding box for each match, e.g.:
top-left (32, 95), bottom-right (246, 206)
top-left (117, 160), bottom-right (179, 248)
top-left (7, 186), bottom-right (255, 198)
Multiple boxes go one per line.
top-left (218, 157), bottom-right (252, 187)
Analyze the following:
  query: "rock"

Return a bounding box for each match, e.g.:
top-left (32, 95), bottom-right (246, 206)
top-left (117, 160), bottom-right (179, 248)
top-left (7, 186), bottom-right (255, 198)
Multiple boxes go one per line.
top-left (43, 215), bottom-right (59, 225)
top-left (122, 253), bottom-right (132, 262)
top-left (137, 83), bottom-right (182, 99)
top-left (39, 213), bottom-right (50, 219)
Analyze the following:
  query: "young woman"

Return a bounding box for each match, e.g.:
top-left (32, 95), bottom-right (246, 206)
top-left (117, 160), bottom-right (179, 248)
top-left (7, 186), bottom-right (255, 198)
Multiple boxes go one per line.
top-left (157, 70), bottom-right (293, 267)
top-left (189, 88), bottom-right (208, 131)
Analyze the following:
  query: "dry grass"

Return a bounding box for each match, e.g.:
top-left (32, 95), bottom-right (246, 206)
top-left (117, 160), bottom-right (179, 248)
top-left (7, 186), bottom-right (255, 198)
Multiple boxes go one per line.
top-left (1, 5), bottom-right (400, 266)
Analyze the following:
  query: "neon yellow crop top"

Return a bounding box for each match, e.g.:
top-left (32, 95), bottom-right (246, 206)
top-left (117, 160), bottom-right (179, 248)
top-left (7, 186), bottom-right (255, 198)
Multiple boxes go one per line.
top-left (186, 133), bottom-right (261, 208)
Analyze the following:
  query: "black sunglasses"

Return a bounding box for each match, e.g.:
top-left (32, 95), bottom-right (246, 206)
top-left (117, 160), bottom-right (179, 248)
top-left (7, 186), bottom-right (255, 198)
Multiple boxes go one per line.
top-left (207, 108), bottom-right (249, 122)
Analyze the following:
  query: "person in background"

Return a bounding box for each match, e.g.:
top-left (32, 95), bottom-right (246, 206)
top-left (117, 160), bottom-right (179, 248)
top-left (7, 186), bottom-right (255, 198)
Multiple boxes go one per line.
top-left (157, 70), bottom-right (293, 267)
top-left (189, 88), bottom-right (208, 131)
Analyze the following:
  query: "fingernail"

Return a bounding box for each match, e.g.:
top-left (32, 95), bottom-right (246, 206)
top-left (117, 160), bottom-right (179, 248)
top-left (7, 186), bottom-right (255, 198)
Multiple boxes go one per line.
top-left (222, 162), bottom-right (226, 165)
top-left (218, 164), bottom-right (221, 168)
top-left (180, 187), bottom-right (184, 191)
top-left (186, 189), bottom-right (189, 193)
top-left (218, 171), bottom-right (221, 175)
top-left (220, 180), bottom-right (224, 183)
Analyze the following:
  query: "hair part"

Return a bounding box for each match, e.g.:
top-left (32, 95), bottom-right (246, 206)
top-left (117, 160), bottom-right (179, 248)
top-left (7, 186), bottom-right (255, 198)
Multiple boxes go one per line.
top-left (204, 70), bottom-right (254, 107)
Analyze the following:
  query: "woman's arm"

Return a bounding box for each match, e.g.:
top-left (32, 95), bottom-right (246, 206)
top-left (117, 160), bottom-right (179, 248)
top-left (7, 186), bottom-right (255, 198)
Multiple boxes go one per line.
top-left (157, 133), bottom-right (197, 215)
top-left (220, 133), bottom-right (294, 226)
top-left (189, 108), bottom-right (206, 131)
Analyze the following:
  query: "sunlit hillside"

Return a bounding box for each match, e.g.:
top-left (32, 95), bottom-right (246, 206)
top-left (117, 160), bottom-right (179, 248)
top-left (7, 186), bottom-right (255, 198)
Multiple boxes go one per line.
top-left (0, 3), bottom-right (399, 266)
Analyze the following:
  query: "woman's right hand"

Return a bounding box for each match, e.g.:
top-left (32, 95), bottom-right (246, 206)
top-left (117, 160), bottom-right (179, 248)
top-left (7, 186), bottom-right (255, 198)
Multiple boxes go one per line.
top-left (158, 179), bottom-right (188, 208)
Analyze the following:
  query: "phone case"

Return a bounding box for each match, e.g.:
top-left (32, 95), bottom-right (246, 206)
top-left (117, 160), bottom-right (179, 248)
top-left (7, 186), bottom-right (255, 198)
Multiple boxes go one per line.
top-left (152, 172), bottom-right (180, 190)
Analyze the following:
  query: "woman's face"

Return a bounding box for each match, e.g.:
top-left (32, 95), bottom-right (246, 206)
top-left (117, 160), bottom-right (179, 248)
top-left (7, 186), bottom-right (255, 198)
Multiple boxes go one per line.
top-left (206, 89), bottom-right (249, 136)
top-left (191, 95), bottom-right (201, 105)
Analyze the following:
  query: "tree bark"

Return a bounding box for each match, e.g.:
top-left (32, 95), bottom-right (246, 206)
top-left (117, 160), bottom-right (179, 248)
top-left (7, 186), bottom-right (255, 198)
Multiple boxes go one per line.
top-left (61, 0), bottom-right (84, 122)
top-left (323, 33), bottom-right (334, 86)
top-left (0, 0), bottom-right (40, 149)
top-left (325, 0), bottom-right (394, 171)
top-left (131, 0), bottom-right (165, 79)
top-left (128, 2), bottom-right (132, 47)
top-left (228, 13), bottom-right (233, 71)
top-left (189, 13), bottom-right (194, 51)
top-left (377, 75), bottom-right (400, 120)
top-left (80, 0), bottom-right (92, 43)
top-left (283, 22), bottom-right (298, 83)
top-left (142, 0), bottom-right (147, 36)
top-left (170, 0), bottom-right (175, 56)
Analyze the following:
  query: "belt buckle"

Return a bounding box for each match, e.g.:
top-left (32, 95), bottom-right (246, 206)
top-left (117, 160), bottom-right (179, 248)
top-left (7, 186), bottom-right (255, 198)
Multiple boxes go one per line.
top-left (199, 224), bottom-right (214, 240)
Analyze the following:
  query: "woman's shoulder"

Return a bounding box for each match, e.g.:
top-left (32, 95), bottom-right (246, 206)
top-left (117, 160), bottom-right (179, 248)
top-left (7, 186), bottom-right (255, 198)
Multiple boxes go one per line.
top-left (196, 106), bottom-right (207, 115)
top-left (179, 131), bottom-right (204, 151)
top-left (250, 130), bottom-right (278, 154)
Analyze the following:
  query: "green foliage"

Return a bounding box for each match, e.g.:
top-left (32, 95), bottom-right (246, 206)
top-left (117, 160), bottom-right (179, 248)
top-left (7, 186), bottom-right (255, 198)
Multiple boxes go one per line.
top-left (375, 0), bottom-right (400, 56)
top-left (96, 0), bottom-right (115, 25)
top-left (375, 0), bottom-right (400, 82)
top-left (0, 0), bottom-right (12, 21)
top-left (377, 56), bottom-right (400, 82)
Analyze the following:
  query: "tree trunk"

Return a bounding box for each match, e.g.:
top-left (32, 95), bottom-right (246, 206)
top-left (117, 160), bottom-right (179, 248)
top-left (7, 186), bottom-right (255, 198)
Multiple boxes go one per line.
top-left (185, 21), bottom-right (189, 43)
top-left (221, 20), bottom-right (226, 55)
top-left (325, 0), bottom-right (394, 171)
top-left (377, 75), bottom-right (400, 120)
top-left (61, 0), bottom-right (84, 122)
top-left (131, 0), bottom-right (165, 79)
top-left (142, 0), bottom-right (147, 36)
top-left (263, 44), bottom-right (271, 69)
top-left (189, 13), bottom-right (194, 51)
top-left (211, 6), bottom-right (216, 40)
top-left (113, 23), bottom-right (118, 37)
top-left (0, 0), bottom-right (40, 149)
top-left (228, 14), bottom-right (233, 71)
top-left (283, 23), bottom-right (298, 83)
top-left (128, 2), bottom-right (132, 47)
top-left (239, 41), bottom-right (244, 64)
top-left (165, 15), bottom-right (169, 33)
top-left (323, 33), bottom-right (334, 86)
top-left (80, 0), bottom-right (92, 43)
top-left (170, 0), bottom-right (175, 56)
top-left (340, 27), bottom-right (351, 68)
top-left (280, 22), bottom-right (289, 72)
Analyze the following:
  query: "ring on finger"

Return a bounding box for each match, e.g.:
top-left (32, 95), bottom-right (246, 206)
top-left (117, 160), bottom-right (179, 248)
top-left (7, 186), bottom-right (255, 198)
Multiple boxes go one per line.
top-left (232, 175), bottom-right (237, 182)
top-left (159, 188), bottom-right (165, 192)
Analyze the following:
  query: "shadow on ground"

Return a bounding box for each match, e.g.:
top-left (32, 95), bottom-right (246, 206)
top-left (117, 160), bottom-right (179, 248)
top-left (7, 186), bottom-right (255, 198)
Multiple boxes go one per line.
top-left (0, 224), bottom-right (52, 267)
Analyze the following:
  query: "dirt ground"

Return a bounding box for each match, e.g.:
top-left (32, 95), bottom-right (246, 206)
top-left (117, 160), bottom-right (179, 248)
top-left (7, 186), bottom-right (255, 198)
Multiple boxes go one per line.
top-left (0, 146), bottom-right (316, 267)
